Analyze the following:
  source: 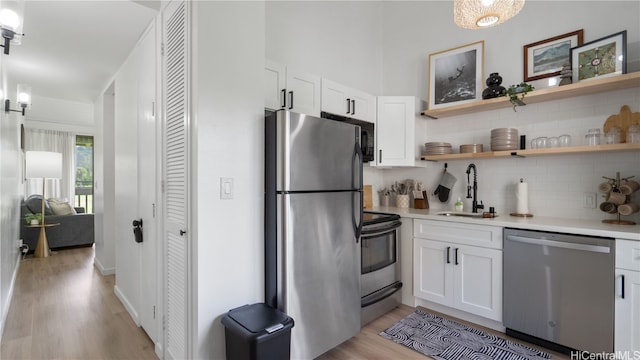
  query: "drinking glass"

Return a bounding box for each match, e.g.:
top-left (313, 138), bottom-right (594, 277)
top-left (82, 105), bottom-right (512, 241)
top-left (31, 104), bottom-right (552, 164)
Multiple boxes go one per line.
top-left (559, 134), bottom-right (571, 147)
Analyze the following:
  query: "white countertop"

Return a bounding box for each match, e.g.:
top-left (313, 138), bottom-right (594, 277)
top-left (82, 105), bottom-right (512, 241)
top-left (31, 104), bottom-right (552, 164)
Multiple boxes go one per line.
top-left (369, 206), bottom-right (640, 241)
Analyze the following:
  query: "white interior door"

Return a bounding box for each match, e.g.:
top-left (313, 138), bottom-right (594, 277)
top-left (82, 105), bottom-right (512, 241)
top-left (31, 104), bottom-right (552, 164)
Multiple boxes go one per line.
top-left (138, 20), bottom-right (159, 344)
top-left (162, 1), bottom-right (190, 359)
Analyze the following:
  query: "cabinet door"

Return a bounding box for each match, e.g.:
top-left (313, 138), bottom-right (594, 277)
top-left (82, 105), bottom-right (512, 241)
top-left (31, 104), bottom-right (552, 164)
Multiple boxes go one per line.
top-left (350, 88), bottom-right (376, 123)
top-left (376, 96), bottom-right (414, 166)
top-left (414, 238), bottom-right (453, 306)
top-left (265, 60), bottom-right (286, 111)
top-left (615, 269), bottom-right (640, 353)
top-left (453, 245), bottom-right (503, 321)
top-left (286, 68), bottom-right (321, 117)
top-left (321, 79), bottom-right (350, 116)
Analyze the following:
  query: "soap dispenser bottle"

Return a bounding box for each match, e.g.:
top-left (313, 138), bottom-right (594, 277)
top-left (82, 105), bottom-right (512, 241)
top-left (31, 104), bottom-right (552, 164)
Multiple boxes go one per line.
top-left (454, 196), bottom-right (464, 211)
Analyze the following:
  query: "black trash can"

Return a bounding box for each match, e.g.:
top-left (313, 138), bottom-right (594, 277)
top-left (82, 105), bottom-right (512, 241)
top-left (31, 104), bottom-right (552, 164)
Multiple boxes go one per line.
top-left (221, 303), bottom-right (294, 360)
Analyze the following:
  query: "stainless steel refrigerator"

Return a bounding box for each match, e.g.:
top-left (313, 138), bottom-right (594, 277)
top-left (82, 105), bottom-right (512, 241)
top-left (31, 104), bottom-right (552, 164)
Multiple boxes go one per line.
top-left (265, 110), bottom-right (363, 359)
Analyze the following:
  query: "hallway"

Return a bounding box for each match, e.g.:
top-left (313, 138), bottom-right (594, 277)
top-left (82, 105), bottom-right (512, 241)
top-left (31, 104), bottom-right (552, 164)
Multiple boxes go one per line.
top-left (1, 247), bottom-right (158, 359)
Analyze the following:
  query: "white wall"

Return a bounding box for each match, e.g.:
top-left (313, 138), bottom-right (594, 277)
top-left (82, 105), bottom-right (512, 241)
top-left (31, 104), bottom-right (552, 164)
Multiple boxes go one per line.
top-left (265, 1), bottom-right (384, 95)
top-left (377, 1), bottom-right (640, 224)
top-left (92, 87), bottom-right (116, 275)
top-left (23, 95), bottom-right (95, 132)
top-left (192, 2), bottom-right (265, 359)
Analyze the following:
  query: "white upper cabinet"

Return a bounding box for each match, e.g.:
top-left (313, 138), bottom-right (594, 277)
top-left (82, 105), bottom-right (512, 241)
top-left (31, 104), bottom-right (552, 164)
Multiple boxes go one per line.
top-left (264, 60), bottom-right (286, 111)
top-left (376, 96), bottom-right (421, 167)
top-left (264, 60), bottom-right (321, 117)
top-left (321, 79), bottom-right (376, 123)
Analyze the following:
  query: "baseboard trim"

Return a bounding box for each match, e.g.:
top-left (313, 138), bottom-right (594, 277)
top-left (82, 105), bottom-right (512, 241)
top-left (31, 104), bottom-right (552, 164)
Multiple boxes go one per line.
top-left (114, 285), bottom-right (140, 326)
top-left (93, 257), bottom-right (115, 275)
top-left (0, 253), bottom-right (22, 342)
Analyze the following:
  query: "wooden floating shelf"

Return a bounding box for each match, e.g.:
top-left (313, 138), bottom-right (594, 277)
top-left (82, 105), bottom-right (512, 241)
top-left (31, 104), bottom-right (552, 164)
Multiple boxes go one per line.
top-left (421, 72), bottom-right (640, 119)
top-left (420, 143), bottom-right (640, 161)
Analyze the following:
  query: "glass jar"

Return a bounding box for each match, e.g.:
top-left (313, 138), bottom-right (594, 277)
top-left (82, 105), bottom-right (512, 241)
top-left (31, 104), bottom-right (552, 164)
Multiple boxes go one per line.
top-left (585, 129), bottom-right (600, 146)
top-left (530, 138), bottom-right (538, 149)
top-left (548, 137), bottom-right (559, 148)
top-left (627, 125), bottom-right (640, 143)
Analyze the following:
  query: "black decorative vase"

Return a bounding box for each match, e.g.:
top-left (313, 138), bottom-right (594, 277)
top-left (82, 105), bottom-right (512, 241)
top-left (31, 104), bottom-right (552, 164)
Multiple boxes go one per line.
top-left (482, 72), bottom-right (506, 99)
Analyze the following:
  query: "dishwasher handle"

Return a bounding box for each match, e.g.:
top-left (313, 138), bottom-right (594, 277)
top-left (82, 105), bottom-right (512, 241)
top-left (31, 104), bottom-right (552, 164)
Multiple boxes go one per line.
top-left (506, 235), bottom-right (611, 254)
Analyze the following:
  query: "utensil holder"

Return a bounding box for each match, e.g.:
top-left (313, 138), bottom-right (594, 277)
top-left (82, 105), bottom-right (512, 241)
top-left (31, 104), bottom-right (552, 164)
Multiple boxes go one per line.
top-left (396, 195), bottom-right (409, 208)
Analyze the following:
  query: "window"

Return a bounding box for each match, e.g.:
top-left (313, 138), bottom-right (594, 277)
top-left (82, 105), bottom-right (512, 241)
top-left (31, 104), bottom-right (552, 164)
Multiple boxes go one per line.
top-left (75, 135), bottom-right (94, 213)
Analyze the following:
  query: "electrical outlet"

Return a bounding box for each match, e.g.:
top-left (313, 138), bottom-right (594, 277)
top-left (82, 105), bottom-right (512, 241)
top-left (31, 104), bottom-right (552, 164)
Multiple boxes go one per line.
top-left (583, 192), bottom-right (597, 209)
top-left (17, 239), bottom-right (23, 248)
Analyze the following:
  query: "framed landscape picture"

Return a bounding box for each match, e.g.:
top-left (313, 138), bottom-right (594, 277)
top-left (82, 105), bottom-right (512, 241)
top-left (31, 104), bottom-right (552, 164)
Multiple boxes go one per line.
top-left (428, 41), bottom-right (484, 110)
top-left (524, 29), bottom-right (583, 82)
top-left (572, 30), bottom-right (627, 82)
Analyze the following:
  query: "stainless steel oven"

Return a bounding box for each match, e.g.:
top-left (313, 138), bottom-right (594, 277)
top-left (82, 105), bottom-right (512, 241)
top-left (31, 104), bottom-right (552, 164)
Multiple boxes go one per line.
top-left (361, 211), bottom-right (402, 325)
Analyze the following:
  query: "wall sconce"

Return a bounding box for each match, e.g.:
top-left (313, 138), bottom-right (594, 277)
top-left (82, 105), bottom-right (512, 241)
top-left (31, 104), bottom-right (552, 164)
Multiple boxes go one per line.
top-left (4, 84), bottom-right (31, 116)
top-left (0, 0), bottom-right (25, 55)
top-left (454, 0), bottom-right (525, 29)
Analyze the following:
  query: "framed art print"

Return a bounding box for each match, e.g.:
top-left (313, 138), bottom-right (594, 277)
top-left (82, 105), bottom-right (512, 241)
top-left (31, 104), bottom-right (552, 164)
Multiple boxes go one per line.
top-left (524, 29), bottom-right (583, 82)
top-left (572, 30), bottom-right (626, 82)
top-left (428, 41), bottom-right (484, 110)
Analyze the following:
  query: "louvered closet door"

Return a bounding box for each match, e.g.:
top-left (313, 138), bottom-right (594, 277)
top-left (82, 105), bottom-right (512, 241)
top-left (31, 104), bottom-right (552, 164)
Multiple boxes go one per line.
top-left (162, 1), bottom-right (190, 359)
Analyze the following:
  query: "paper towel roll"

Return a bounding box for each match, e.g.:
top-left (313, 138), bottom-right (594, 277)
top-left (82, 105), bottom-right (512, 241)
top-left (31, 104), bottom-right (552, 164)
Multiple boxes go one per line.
top-left (516, 180), bottom-right (529, 214)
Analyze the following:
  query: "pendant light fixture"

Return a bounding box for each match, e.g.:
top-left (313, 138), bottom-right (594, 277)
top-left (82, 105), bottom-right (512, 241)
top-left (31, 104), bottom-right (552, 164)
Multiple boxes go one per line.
top-left (454, 0), bottom-right (525, 29)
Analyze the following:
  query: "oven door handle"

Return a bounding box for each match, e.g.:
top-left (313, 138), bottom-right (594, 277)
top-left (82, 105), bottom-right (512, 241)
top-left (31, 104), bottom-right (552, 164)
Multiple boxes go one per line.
top-left (361, 220), bottom-right (402, 237)
top-left (361, 282), bottom-right (403, 308)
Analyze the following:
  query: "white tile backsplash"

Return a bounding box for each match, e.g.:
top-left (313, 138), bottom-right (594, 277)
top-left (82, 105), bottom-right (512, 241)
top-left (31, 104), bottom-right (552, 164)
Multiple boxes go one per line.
top-left (364, 88), bottom-right (640, 224)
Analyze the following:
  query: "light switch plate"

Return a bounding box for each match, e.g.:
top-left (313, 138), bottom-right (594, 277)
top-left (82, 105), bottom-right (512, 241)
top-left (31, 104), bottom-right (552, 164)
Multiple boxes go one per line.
top-left (220, 178), bottom-right (233, 199)
top-left (583, 192), bottom-right (596, 209)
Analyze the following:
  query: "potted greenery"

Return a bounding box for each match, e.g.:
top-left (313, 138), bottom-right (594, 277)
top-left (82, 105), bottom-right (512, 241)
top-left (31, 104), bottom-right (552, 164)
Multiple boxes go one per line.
top-left (503, 82), bottom-right (534, 111)
top-left (25, 213), bottom-right (42, 225)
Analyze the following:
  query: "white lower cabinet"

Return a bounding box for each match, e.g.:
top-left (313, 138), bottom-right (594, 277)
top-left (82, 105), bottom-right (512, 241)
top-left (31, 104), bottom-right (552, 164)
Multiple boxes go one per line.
top-left (413, 220), bottom-right (502, 321)
top-left (615, 239), bottom-right (640, 354)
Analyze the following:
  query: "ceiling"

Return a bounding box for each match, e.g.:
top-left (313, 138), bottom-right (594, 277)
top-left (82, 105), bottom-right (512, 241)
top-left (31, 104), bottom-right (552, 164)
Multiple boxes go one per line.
top-left (5, 0), bottom-right (159, 104)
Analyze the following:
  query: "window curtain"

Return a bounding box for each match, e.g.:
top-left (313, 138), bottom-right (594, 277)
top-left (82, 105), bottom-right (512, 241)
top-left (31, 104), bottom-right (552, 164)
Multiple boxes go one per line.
top-left (24, 129), bottom-right (75, 202)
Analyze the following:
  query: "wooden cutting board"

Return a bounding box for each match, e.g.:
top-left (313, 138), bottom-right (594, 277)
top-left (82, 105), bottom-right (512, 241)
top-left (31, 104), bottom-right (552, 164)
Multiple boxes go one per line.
top-left (363, 185), bottom-right (373, 209)
top-left (604, 105), bottom-right (640, 143)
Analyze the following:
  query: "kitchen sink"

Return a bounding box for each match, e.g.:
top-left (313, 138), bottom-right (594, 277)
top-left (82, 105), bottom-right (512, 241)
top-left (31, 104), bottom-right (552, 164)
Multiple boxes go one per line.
top-left (436, 211), bottom-right (497, 218)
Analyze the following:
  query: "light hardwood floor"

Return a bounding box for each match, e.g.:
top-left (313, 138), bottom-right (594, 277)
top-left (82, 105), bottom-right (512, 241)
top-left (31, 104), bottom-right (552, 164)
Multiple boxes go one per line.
top-left (2, 246), bottom-right (569, 360)
top-left (319, 305), bottom-right (571, 360)
top-left (1, 246), bottom-right (158, 360)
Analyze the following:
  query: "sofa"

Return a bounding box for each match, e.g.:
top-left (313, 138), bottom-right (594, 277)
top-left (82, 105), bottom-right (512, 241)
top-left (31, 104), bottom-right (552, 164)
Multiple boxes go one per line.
top-left (20, 195), bottom-right (95, 251)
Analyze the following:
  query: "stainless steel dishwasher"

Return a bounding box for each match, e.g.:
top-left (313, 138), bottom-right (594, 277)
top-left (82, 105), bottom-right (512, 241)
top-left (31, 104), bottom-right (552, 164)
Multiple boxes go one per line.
top-left (503, 228), bottom-right (615, 354)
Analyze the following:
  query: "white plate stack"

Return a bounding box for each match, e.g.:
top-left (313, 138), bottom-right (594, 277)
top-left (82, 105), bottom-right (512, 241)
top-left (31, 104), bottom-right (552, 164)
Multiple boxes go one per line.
top-left (490, 128), bottom-right (519, 151)
top-left (425, 142), bottom-right (453, 155)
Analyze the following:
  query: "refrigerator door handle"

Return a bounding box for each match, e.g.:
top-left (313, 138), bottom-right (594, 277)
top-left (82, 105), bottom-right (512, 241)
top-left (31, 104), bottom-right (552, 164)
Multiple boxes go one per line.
top-left (352, 137), bottom-right (363, 242)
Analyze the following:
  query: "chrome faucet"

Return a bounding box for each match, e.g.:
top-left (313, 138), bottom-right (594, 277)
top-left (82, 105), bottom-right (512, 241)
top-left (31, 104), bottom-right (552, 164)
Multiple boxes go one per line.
top-left (466, 163), bottom-right (484, 213)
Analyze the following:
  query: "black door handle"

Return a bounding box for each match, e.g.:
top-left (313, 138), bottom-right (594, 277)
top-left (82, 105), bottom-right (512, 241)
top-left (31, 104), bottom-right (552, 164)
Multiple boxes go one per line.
top-left (454, 248), bottom-right (459, 265)
top-left (346, 98), bottom-right (351, 114)
top-left (180, 229), bottom-right (187, 236)
top-left (351, 99), bottom-right (355, 115)
top-left (446, 246), bottom-right (451, 264)
top-left (288, 91), bottom-right (293, 109)
top-left (280, 89), bottom-right (286, 108)
top-left (133, 219), bottom-right (143, 243)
